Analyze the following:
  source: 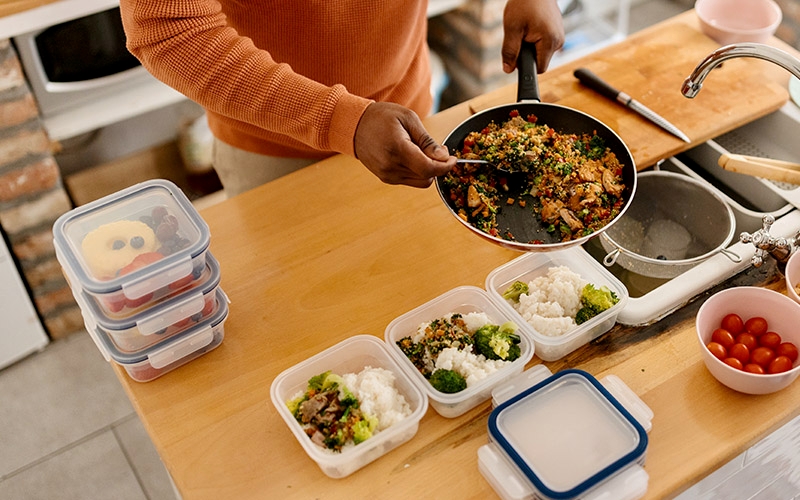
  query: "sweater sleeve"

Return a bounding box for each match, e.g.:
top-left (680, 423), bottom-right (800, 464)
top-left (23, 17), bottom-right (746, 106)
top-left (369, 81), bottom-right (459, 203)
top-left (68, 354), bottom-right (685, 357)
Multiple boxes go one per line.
top-left (118, 0), bottom-right (372, 156)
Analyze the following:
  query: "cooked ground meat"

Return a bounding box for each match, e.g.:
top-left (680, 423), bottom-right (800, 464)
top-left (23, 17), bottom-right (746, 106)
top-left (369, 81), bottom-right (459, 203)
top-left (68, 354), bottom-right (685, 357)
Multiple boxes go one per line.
top-left (441, 110), bottom-right (627, 243)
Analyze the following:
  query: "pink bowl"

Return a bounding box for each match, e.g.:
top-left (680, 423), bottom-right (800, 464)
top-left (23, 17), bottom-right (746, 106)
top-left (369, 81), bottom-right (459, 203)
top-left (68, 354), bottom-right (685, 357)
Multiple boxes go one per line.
top-left (696, 286), bottom-right (800, 394)
top-left (785, 251), bottom-right (800, 305)
top-left (696, 0), bottom-right (782, 45)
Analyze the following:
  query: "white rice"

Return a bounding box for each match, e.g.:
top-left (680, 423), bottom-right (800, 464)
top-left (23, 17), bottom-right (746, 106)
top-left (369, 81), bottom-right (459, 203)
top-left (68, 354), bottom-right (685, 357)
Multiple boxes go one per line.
top-left (513, 266), bottom-right (586, 337)
top-left (342, 366), bottom-right (411, 431)
top-left (412, 311), bottom-right (510, 387)
top-left (435, 345), bottom-right (508, 386)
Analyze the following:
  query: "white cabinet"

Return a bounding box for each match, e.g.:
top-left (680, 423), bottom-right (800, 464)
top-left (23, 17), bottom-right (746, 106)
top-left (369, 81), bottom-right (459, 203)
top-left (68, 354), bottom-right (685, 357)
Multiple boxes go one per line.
top-left (0, 235), bottom-right (48, 369)
top-left (552, 0), bottom-right (632, 68)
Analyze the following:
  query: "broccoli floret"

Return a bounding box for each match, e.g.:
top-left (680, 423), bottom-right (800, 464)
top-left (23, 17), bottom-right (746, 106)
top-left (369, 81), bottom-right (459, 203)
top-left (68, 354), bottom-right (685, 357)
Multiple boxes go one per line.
top-left (575, 283), bottom-right (620, 324)
top-left (473, 322), bottom-right (521, 361)
top-left (353, 414), bottom-right (378, 444)
top-left (502, 281), bottom-right (529, 302)
top-left (429, 369), bottom-right (467, 393)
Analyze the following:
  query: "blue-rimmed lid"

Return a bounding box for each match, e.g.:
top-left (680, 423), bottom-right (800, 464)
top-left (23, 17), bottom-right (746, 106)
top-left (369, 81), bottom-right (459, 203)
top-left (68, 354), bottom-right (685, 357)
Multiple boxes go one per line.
top-left (92, 288), bottom-right (229, 366)
top-left (488, 369), bottom-right (648, 499)
top-left (81, 252), bottom-right (221, 333)
top-left (53, 179), bottom-right (210, 295)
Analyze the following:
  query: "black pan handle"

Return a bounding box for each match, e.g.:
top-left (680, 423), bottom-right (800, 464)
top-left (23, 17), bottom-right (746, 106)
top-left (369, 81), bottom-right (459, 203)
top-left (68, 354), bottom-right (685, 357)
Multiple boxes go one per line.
top-left (517, 41), bottom-right (540, 103)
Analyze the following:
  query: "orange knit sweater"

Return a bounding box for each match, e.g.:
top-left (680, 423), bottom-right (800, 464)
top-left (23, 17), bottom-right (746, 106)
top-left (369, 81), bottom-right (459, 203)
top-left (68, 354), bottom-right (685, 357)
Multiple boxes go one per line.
top-left (119, 1), bottom-right (432, 160)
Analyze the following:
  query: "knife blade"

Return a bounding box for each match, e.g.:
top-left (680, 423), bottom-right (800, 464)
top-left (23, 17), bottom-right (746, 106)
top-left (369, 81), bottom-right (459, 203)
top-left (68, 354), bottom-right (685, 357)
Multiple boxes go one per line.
top-left (574, 68), bottom-right (691, 143)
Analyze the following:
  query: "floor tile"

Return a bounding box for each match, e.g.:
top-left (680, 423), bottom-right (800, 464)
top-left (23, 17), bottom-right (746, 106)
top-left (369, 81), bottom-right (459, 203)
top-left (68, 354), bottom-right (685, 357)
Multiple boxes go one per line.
top-left (0, 430), bottom-right (146, 500)
top-left (0, 332), bottom-right (134, 478)
top-left (114, 415), bottom-right (178, 500)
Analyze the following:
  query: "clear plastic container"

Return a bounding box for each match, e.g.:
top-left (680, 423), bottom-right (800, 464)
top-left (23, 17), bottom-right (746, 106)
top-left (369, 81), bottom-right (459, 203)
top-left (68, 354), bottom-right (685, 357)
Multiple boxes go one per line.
top-left (384, 286), bottom-right (534, 418)
top-left (81, 253), bottom-right (221, 353)
top-left (479, 368), bottom-right (651, 500)
top-left (88, 288), bottom-right (228, 383)
top-left (270, 335), bottom-right (428, 479)
top-left (53, 179), bottom-right (210, 318)
top-left (485, 247), bottom-right (628, 362)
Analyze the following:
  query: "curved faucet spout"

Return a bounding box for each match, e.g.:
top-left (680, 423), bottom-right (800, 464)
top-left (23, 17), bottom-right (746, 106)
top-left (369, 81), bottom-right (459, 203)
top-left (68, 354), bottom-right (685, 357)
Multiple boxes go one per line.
top-left (682, 43), bottom-right (800, 98)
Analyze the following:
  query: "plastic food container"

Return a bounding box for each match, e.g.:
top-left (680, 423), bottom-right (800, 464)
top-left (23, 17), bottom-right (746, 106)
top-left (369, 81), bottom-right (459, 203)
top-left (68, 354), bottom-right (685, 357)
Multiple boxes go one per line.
top-left (479, 367), bottom-right (652, 500)
top-left (384, 286), bottom-right (534, 418)
top-left (53, 179), bottom-right (210, 318)
top-left (485, 247), bottom-right (628, 361)
top-left (80, 253), bottom-right (221, 353)
top-left (270, 335), bottom-right (428, 479)
top-left (88, 288), bottom-right (228, 382)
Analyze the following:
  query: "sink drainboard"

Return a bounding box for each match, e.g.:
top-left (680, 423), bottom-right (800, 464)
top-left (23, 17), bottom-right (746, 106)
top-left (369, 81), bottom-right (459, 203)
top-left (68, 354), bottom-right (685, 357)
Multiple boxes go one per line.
top-left (580, 103), bottom-right (800, 326)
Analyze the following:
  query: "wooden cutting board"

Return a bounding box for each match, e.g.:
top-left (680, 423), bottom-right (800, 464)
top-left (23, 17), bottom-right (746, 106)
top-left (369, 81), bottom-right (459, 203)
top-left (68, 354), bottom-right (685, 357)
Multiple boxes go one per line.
top-left (469, 14), bottom-right (791, 170)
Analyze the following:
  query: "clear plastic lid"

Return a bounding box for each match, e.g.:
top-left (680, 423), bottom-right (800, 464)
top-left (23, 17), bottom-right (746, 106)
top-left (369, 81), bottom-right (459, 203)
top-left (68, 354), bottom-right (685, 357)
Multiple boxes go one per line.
top-left (488, 369), bottom-right (648, 499)
top-left (80, 252), bottom-right (221, 333)
top-left (53, 179), bottom-right (210, 294)
top-left (90, 288), bottom-right (229, 366)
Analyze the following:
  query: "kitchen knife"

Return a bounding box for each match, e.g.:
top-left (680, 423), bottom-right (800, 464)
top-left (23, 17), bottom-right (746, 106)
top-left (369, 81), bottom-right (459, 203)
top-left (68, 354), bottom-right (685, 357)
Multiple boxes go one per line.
top-left (574, 68), bottom-right (691, 143)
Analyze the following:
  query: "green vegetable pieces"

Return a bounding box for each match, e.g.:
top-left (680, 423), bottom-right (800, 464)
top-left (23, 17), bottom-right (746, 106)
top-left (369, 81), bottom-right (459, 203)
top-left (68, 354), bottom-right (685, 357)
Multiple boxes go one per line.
top-left (473, 321), bottom-right (521, 361)
top-left (429, 369), bottom-right (467, 393)
top-left (502, 281), bottom-right (529, 302)
top-left (575, 283), bottom-right (619, 325)
top-left (286, 371), bottom-right (376, 452)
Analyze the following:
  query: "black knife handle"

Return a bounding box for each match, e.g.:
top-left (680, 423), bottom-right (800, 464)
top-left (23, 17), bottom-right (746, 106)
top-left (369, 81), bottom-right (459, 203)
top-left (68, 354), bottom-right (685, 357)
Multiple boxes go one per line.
top-left (574, 68), bottom-right (622, 102)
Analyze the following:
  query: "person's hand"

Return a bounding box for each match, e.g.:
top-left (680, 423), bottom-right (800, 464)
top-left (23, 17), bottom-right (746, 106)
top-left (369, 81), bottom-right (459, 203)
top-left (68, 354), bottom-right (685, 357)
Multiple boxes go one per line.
top-left (354, 102), bottom-right (455, 188)
top-left (501, 0), bottom-right (565, 74)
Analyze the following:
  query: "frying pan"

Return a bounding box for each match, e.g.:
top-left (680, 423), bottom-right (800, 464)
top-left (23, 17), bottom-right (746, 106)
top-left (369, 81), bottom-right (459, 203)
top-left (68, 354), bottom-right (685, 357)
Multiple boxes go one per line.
top-left (435, 43), bottom-right (637, 252)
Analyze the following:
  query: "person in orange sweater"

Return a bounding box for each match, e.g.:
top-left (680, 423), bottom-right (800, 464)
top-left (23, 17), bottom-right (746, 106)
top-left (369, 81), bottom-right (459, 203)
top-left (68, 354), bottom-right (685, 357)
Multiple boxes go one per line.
top-left (119, 0), bottom-right (564, 196)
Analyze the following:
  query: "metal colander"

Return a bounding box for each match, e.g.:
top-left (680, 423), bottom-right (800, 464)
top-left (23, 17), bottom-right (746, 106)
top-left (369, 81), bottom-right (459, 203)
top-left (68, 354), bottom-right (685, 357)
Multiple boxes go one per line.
top-left (600, 170), bottom-right (740, 278)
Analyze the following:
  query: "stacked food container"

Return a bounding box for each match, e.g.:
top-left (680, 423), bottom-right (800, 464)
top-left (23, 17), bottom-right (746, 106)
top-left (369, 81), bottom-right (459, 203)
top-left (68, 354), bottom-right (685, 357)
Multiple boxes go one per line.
top-left (53, 179), bottom-right (228, 382)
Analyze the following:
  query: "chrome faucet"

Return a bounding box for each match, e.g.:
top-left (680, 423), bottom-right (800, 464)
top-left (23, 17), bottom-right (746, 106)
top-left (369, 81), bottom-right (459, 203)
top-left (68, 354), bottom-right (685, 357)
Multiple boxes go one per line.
top-left (682, 43), bottom-right (800, 98)
top-left (740, 215), bottom-right (800, 267)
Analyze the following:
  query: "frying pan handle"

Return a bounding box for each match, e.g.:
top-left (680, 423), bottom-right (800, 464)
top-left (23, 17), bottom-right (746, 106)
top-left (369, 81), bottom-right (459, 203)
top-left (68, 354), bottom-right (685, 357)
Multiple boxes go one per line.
top-left (517, 41), bottom-right (541, 103)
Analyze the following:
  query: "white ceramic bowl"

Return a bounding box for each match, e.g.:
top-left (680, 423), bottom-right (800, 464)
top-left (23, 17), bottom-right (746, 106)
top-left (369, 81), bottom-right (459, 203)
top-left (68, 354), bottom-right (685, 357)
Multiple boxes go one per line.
top-left (696, 286), bottom-right (800, 394)
top-left (785, 250), bottom-right (800, 305)
top-left (695, 0), bottom-right (782, 45)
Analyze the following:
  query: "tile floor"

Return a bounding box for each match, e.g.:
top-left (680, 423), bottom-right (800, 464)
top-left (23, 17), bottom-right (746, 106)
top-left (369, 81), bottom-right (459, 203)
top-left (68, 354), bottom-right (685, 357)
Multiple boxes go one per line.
top-left (17, 1), bottom-right (800, 499)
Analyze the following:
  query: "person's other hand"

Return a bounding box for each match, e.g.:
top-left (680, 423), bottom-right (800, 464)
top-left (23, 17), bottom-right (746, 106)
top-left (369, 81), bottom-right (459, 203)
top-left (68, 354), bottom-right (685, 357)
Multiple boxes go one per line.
top-left (354, 102), bottom-right (455, 188)
top-left (501, 0), bottom-right (565, 74)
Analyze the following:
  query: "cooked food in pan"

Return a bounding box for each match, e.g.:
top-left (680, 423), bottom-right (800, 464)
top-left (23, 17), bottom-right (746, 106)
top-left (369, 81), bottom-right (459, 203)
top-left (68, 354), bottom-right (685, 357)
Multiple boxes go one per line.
top-left (440, 110), bottom-right (627, 243)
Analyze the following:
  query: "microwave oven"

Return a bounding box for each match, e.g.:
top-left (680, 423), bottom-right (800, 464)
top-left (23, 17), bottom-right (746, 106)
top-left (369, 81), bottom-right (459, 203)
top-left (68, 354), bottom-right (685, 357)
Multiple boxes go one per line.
top-left (12, 6), bottom-right (154, 119)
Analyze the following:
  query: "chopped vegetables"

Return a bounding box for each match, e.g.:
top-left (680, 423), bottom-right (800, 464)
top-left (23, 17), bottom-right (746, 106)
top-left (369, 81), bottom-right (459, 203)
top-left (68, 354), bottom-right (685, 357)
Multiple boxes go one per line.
top-left (442, 110), bottom-right (627, 243)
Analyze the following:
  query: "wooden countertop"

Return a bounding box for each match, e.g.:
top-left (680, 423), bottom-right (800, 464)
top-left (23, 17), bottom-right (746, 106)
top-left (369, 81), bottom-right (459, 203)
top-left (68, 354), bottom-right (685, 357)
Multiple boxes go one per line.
top-left (110, 12), bottom-right (800, 500)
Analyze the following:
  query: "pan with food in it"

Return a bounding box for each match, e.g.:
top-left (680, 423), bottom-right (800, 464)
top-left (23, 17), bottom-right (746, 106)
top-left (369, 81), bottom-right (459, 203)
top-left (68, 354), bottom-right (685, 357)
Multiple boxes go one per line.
top-left (435, 43), bottom-right (637, 252)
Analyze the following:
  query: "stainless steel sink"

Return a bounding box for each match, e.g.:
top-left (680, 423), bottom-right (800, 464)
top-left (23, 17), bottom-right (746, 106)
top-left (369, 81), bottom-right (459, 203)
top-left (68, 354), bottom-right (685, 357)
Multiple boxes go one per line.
top-left (581, 102), bottom-right (800, 326)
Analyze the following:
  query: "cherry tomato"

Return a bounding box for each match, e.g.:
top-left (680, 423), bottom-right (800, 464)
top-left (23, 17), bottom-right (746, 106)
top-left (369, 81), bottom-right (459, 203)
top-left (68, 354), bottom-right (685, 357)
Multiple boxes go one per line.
top-left (711, 328), bottom-right (736, 350)
top-left (768, 355), bottom-right (794, 374)
top-left (728, 343), bottom-right (750, 365)
top-left (745, 317), bottom-right (768, 336)
top-left (721, 313), bottom-right (745, 335)
top-left (750, 346), bottom-right (776, 368)
top-left (744, 363), bottom-right (766, 374)
top-left (706, 342), bottom-right (728, 361)
top-left (776, 342), bottom-right (799, 363)
top-left (723, 357), bottom-right (744, 370)
top-left (735, 332), bottom-right (757, 352)
top-left (759, 331), bottom-right (782, 349)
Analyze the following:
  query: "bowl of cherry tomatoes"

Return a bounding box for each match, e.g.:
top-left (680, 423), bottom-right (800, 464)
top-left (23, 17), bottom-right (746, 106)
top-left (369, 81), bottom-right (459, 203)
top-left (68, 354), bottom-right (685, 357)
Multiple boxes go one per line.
top-left (696, 286), bottom-right (800, 394)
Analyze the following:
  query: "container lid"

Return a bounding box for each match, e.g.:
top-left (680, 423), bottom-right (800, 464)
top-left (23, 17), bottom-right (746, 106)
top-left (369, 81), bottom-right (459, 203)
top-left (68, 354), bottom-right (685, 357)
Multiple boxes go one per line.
top-left (488, 369), bottom-right (648, 499)
top-left (81, 252), bottom-right (221, 334)
top-left (89, 287), bottom-right (229, 366)
top-left (53, 179), bottom-right (210, 295)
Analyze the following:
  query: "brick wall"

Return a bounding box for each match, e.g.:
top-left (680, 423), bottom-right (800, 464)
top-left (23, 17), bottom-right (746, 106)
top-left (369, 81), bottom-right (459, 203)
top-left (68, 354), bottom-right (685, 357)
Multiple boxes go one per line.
top-left (0, 39), bottom-right (82, 340)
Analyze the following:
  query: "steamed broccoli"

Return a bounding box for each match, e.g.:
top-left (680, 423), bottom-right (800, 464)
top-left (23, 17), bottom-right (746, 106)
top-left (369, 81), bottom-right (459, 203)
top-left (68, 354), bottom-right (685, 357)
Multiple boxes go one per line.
top-left (352, 413), bottom-right (378, 444)
top-left (473, 322), bottom-right (521, 361)
top-left (502, 281), bottom-right (529, 302)
top-left (574, 283), bottom-right (620, 325)
top-left (429, 369), bottom-right (467, 393)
